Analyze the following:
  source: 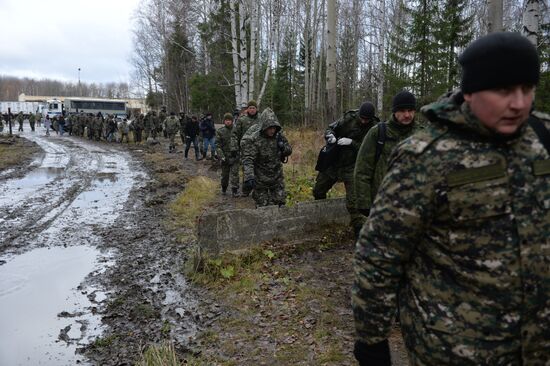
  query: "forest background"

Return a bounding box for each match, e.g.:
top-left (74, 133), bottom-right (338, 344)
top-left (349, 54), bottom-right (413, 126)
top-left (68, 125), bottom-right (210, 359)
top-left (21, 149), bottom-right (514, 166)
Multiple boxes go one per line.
top-left (1, 0), bottom-right (549, 127)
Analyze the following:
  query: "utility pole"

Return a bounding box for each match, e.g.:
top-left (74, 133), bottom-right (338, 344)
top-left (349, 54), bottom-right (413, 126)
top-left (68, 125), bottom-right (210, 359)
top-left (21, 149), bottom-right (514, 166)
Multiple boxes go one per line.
top-left (78, 68), bottom-right (81, 96)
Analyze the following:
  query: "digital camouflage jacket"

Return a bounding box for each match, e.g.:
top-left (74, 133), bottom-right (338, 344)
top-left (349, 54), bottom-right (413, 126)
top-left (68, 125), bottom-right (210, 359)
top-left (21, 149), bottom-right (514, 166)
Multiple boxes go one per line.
top-left (230, 112), bottom-right (259, 153)
top-left (352, 90), bottom-right (550, 365)
top-left (241, 108), bottom-right (292, 189)
top-left (163, 116), bottom-right (179, 135)
top-left (216, 124), bottom-right (234, 163)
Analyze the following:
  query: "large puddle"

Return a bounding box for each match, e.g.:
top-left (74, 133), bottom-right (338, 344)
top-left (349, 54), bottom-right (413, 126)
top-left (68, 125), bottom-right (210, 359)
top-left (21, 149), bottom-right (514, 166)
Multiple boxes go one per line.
top-left (0, 246), bottom-right (107, 365)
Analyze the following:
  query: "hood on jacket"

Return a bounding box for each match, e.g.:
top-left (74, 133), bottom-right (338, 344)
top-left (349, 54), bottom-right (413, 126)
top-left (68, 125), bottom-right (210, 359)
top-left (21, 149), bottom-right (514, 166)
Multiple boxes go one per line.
top-left (259, 108), bottom-right (282, 134)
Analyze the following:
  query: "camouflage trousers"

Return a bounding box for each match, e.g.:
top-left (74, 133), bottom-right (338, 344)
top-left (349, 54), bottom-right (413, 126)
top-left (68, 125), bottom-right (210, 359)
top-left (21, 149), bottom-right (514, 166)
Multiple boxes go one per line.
top-left (253, 180), bottom-right (286, 207)
top-left (313, 165), bottom-right (364, 230)
top-left (220, 161), bottom-right (239, 191)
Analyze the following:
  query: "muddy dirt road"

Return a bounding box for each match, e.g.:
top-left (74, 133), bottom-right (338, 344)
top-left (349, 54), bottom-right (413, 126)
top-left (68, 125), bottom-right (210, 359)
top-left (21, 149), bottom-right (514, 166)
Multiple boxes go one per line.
top-left (0, 127), bottom-right (200, 365)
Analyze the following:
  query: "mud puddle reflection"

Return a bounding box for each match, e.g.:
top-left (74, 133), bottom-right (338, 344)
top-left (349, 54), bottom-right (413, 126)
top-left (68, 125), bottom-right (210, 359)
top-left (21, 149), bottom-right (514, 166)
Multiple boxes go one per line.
top-left (0, 246), bottom-right (110, 365)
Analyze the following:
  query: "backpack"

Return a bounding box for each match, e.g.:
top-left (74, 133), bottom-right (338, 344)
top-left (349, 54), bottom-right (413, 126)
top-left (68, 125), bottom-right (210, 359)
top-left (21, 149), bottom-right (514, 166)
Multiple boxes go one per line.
top-left (315, 143), bottom-right (339, 172)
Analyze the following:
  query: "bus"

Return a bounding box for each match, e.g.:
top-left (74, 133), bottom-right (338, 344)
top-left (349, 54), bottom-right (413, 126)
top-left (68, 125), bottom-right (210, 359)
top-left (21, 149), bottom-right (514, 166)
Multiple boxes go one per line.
top-left (45, 97), bottom-right (128, 119)
top-left (63, 97), bottom-right (127, 118)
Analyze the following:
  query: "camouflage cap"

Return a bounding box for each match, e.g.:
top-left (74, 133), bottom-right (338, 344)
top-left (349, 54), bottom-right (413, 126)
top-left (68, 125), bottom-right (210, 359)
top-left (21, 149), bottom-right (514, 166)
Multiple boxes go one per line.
top-left (247, 100), bottom-right (258, 108)
top-left (223, 113), bottom-right (233, 121)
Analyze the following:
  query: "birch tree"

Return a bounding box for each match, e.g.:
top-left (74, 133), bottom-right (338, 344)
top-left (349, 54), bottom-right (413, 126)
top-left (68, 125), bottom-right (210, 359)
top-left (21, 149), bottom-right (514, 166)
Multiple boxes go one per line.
top-left (523, 0), bottom-right (541, 45)
top-left (326, 0), bottom-right (337, 122)
top-left (487, 0), bottom-right (504, 32)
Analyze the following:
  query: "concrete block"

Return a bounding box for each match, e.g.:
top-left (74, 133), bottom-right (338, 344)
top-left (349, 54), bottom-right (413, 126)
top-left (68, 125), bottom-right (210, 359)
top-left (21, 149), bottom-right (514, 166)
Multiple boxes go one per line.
top-left (197, 198), bottom-right (348, 255)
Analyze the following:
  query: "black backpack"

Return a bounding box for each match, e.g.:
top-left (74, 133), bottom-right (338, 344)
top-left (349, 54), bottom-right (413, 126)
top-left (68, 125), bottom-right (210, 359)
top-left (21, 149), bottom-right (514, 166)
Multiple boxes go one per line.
top-left (315, 143), bottom-right (339, 172)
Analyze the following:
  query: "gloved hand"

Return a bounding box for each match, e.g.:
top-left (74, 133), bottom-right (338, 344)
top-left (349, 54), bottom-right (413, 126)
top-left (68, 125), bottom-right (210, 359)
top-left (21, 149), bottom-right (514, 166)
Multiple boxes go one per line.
top-left (353, 340), bottom-right (391, 366)
top-left (359, 209), bottom-right (370, 217)
top-left (326, 133), bottom-right (337, 144)
top-left (337, 137), bottom-right (352, 146)
top-left (244, 178), bottom-right (256, 191)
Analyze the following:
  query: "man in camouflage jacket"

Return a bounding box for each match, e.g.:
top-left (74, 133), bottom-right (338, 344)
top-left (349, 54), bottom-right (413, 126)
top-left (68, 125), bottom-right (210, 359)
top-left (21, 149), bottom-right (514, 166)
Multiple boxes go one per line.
top-left (231, 100), bottom-right (259, 196)
top-left (164, 111), bottom-right (180, 153)
top-left (352, 32), bottom-right (550, 366)
top-left (354, 91), bottom-right (417, 219)
top-left (216, 113), bottom-right (240, 196)
top-left (241, 108), bottom-right (292, 207)
top-left (313, 102), bottom-right (378, 237)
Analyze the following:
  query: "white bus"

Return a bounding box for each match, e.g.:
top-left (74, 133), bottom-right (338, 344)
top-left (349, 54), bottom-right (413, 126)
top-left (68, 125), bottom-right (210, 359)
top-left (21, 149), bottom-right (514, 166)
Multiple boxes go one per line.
top-left (64, 97), bottom-right (127, 117)
top-left (45, 97), bottom-right (128, 118)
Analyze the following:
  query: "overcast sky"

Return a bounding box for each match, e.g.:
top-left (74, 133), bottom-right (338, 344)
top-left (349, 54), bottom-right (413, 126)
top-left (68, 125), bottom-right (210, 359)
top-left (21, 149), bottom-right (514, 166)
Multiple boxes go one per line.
top-left (1, 0), bottom-right (141, 84)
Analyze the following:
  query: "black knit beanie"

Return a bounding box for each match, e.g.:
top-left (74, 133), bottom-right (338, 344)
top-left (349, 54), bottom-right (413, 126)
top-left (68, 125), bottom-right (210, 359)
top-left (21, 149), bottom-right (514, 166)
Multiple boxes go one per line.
top-left (359, 102), bottom-right (375, 119)
top-left (392, 91), bottom-right (416, 113)
top-left (459, 32), bottom-right (540, 94)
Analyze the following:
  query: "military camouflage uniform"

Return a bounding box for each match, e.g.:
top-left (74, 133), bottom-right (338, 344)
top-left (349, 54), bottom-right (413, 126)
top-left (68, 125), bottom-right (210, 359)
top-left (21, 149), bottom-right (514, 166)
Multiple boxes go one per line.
top-left (354, 116), bottom-right (417, 214)
top-left (231, 111), bottom-right (259, 195)
top-left (313, 109), bottom-right (375, 231)
top-left (144, 112), bottom-right (153, 141)
top-left (28, 113), bottom-right (36, 131)
top-left (17, 112), bottom-right (24, 131)
top-left (241, 108), bottom-right (292, 207)
top-left (216, 120), bottom-right (239, 193)
top-left (352, 90), bottom-right (550, 365)
top-left (164, 115), bottom-right (180, 152)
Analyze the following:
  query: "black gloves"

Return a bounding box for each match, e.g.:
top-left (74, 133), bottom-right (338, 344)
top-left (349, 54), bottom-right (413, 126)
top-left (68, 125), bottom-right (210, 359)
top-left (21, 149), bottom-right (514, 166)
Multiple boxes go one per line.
top-left (244, 178), bottom-right (256, 191)
top-left (353, 340), bottom-right (391, 366)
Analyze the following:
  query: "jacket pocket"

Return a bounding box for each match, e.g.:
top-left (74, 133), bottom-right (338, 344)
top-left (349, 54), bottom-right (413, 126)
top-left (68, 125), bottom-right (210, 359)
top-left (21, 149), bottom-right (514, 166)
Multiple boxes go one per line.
top-left (447, 175), bottom-right (511, 222)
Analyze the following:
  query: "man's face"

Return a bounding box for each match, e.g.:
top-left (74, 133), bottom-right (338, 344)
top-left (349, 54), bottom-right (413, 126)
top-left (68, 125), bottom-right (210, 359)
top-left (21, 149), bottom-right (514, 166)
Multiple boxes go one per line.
top-left (464, 85), bottom-right (534, 135)
top-left (224, 119), bottom-right (233, 127)
top-left (359, 117), bottom-right (370, 125)
top-left (248, 106), bottom-right (257, 116)
top-left (394, 109), bottom-right (415, 125)
top-left (265, 126), bottom-right (276, 137)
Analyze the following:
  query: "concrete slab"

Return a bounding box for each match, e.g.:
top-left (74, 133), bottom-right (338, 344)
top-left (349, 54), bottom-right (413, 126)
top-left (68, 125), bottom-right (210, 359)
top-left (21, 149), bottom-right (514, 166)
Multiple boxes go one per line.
top-left (197, 198), bottom-right (348, 255)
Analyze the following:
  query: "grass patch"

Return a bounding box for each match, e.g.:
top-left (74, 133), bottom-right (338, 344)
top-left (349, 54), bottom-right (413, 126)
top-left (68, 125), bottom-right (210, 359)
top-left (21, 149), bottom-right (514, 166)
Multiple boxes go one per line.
top-left (283, 128), bottom-right (345, 206)
top-left (169, 176), bottom-right (217, 241)
top-left (136, 341), bottom-right (180, 366)
top-left (0, 136), bottom-right (40, 171)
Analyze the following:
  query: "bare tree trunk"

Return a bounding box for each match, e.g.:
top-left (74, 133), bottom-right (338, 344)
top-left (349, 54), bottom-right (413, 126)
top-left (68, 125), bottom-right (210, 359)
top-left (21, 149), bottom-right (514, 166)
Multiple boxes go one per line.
top-left (239, 0), bottom-right (249, 105)
top-left (522, 0), bottom-right (540, 46)
top-left (249, 0), bottom-right (258, 101)
top-left (304, 0), bottom-right (312, 124)
top-left (326, 0), bottom-right (337, 122)
top-left (258, 0), bottom-right (280, 106)
top-left (377, 0), bottom-right (386, 114)
top-left (230, 0), bottom-right (242, 107)
top-left (487, 0), bottom-right (503, 33)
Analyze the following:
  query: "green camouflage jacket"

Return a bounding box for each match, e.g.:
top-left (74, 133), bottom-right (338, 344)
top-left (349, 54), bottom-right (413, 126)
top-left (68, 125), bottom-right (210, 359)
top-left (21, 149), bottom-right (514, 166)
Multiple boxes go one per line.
top-left (164, 116), bottom-right (179, 135)
top-left (241, 108), bottom-right (292, 188)
top-left (354, 116), bottom-right (416, 211)
top-left (216, 124), bottom-right (234, 163)
top-left (352, 90), bottom-right (550, 365)
top-left (230, 112), bottom-right (259, 153)
top-left (325, 110), bottom-right (375, 168)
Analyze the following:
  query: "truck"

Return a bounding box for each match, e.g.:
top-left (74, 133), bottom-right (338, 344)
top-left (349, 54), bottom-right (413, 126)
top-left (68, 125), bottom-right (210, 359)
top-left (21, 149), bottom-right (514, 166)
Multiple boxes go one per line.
top-left (0, 101), bottom-right (46, 118)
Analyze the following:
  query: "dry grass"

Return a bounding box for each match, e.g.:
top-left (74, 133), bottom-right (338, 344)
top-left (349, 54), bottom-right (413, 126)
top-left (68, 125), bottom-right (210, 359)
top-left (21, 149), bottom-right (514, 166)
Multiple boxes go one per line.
top-left (169, 176), bottom-right (218, 240)
top-left (283, 128), bottom-right (345, 205)
top-left (136, 342), bottom-right (181, 366)
top-left (0, 136), bottom-right (41, 171)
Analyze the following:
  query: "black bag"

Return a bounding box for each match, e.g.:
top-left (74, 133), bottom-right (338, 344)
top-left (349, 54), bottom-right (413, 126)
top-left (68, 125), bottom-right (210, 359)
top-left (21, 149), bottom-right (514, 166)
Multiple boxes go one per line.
top-left (315, 143), bottom-right (339, 172)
